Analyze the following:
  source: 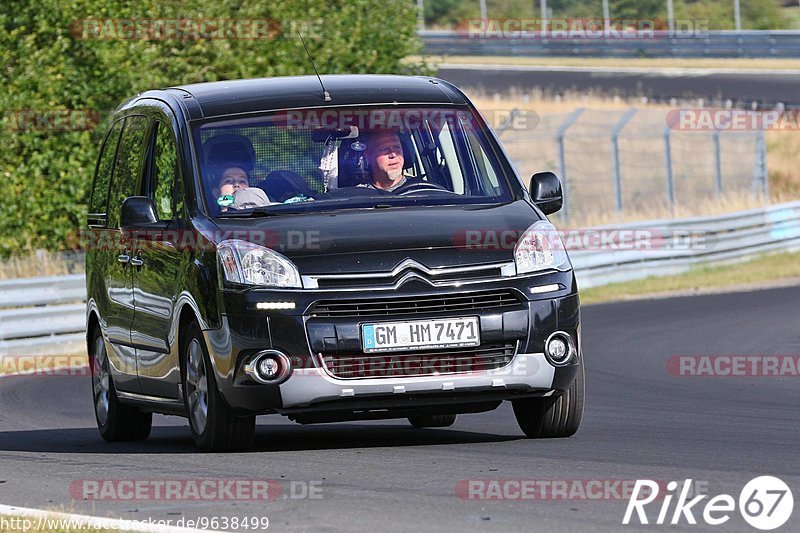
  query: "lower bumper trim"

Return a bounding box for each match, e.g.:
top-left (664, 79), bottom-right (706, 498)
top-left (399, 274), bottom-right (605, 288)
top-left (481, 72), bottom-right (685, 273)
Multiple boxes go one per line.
top-left (278, 352), bottom-right (556, 409)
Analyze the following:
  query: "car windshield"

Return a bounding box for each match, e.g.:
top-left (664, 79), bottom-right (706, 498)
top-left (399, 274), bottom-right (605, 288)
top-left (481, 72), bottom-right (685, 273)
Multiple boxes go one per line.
top-left (192, 106), bottom-right (516, 216)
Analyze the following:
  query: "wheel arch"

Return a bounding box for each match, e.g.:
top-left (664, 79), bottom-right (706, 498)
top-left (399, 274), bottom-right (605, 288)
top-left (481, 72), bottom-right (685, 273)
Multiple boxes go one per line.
top-left (85, 299), bottom-right (101, 359)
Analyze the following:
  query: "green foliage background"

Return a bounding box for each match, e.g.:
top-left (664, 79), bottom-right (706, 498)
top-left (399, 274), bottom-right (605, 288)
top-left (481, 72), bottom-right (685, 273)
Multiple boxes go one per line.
top-left (0, 0), bottom-right (425, 256)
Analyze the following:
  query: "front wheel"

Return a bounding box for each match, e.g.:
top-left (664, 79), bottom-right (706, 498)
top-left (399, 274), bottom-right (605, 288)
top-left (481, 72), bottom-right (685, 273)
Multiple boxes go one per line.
top-left (182, 321), bottom-right (255, 452)
top-left (90, 328), bottom-right (152, 441)
top-left (512, 362), bottom-right (584, 438)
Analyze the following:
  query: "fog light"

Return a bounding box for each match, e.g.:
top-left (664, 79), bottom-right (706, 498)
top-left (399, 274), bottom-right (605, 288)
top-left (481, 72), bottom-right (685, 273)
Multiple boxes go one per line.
top-left (244, 350), bottom-right (292, 384)
top-left (258, 357), bottom-right (280, 379)
top-left (548, 337), bottom-right (568, 360)
top-left (545, 332), bottom-right (574, 366)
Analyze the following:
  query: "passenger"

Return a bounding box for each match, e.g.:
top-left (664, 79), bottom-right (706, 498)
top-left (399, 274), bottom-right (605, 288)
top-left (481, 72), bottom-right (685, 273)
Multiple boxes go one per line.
top-left (212, 165), bottom-right (250, 198)
top-left (359, 130), bottom-right (408, 191)
top-left (212, 165), bottom-right (270, 209)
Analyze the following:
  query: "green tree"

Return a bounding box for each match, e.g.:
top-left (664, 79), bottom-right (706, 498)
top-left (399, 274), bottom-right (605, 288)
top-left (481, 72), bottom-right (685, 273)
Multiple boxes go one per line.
top-left (0, 0), bottom-right (426, 256)
top-left (674, 0), bottom-right (786, 30)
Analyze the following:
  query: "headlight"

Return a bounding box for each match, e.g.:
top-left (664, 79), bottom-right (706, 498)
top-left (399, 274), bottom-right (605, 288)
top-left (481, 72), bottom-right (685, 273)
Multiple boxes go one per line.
top-left (217, 240), bottom-right (302, 288)
top-left (514, 221), bottom-right (570, 275)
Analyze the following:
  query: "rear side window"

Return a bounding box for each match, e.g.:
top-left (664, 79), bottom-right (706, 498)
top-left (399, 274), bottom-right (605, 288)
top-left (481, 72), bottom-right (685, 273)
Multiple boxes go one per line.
top-left (89, 120), bottom-right (123, 215)
top-left (108, 115), bottom-right (147, 227)
top-left (150, 121), bottom-right (181, 221)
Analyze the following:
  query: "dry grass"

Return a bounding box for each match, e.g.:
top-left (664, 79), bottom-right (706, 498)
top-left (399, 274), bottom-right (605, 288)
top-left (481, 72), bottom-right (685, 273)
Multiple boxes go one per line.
top-left (580, 250), bottom-right (800, 304)
top-left (416, 55), bottom-right (800, 71)
top-left (557, 190), bottom-right (780, 229)
top-left (766, 129), bottom-right (800, 198)
top-left (0, 250), bottom-right (82, 279)
top-left (468, 89), bottom-right (642, 115)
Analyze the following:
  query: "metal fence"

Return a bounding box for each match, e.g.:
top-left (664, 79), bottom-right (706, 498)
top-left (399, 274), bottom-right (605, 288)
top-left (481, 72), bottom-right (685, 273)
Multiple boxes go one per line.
top-left (496, 107), bottom-right (767, 224)
top-left (421, 30), bottom-right (800, 58)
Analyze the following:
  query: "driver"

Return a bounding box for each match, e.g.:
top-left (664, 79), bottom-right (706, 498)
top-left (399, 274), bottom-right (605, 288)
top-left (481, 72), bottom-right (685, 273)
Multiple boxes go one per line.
top-left (358, 130), bottom-right (408, 191)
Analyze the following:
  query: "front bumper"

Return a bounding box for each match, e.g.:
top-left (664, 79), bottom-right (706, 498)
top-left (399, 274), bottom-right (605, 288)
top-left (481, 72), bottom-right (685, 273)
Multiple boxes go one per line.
top-left (204, 270), bottom-right (581, 416)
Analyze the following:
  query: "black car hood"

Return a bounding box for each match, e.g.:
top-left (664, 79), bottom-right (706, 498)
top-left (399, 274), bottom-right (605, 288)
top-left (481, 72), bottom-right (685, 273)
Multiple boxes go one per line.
top-left (212, 200), bottom-right (540, 274)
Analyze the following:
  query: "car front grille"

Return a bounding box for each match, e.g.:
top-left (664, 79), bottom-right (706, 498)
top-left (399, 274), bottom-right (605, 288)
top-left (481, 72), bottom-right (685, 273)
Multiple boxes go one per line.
top-left (321, 343), bottom-right (517, 379)
top-left (313, 265), bottom-right (508, 289)
top-left (301, 260), bottom-right (514, 290)
top-left (308, 289), bottom-right (522, 318)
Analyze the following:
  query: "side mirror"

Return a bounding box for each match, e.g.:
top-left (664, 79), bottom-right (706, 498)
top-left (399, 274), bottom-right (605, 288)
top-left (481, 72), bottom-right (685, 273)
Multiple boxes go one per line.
top-left (529, 172), bottom-right (563, 215)
top-left (120, 196), bottom-right (162, 231)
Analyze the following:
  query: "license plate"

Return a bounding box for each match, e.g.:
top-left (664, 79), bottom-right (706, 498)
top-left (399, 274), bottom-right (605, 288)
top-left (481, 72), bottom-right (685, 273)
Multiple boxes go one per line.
top-left (361, 317), bottom-right (480, 353)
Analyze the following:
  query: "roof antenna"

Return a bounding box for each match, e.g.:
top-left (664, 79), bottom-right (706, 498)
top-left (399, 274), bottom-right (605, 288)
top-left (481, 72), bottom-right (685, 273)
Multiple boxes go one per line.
top-left (298, 31), bottom-right (331, 102)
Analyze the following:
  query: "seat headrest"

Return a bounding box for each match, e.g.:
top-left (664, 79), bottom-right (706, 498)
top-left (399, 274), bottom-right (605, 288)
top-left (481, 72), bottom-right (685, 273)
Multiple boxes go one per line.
top-left (202, 134), bottom-right (256, 175)
top-left (257, 170), bottom-right (313, 202)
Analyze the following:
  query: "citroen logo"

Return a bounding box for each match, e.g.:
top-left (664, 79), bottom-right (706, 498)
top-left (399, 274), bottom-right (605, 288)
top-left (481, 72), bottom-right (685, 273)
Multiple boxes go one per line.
top-left (393, 258), bottom-right (429, 274)
top-left (392, 259), bottom-right (434, 287)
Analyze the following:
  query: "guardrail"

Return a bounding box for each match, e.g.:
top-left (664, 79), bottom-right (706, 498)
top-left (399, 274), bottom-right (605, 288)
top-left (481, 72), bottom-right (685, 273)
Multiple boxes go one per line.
top-left (1, 201), bottom-right (799, 355)
top-left (570, 201), bottom-right (800, 288)
top-left (0, 275), bottom-right (86, 356)
top-left (421, 30), bottom-right (800, 58)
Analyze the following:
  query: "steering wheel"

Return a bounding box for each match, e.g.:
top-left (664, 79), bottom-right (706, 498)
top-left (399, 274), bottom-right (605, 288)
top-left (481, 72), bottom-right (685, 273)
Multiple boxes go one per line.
top-left (393, 180), bottom-right (453, 195)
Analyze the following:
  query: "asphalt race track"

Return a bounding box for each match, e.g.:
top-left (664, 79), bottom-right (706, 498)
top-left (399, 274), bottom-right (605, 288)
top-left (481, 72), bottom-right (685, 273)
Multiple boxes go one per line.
top-left (0, 286), bottom-right (797, 532)
top-left (437, 64), bottom-right (800, 108)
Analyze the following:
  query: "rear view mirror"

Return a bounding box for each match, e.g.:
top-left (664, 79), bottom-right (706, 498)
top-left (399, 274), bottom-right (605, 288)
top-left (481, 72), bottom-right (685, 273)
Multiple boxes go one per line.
top-left (120, 196), bottom-right (161, 231)
top-left (529, 172), bottom-right (563, 215)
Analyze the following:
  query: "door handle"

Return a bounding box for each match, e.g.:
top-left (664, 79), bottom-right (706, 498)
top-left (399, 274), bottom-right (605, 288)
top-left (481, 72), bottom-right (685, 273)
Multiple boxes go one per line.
top-left (130, 256), bottom-right (144, 267)
top-left (117, 254), bottom-right (130, 264)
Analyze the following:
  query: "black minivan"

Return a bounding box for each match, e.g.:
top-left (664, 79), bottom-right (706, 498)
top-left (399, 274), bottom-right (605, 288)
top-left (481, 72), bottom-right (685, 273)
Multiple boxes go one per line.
top-left (86, 74), bottom-right (584, 451)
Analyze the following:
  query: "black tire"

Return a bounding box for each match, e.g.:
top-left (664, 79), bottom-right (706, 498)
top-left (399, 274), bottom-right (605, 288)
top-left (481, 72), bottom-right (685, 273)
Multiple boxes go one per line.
top-left (90, 327), bottom-right (152, 442)
top-left (408, 414), bottom-right (458, 428)
top-left (182, 321), bottom-right (255, 452)
top-left (512, 362), bottom-right (584, 438)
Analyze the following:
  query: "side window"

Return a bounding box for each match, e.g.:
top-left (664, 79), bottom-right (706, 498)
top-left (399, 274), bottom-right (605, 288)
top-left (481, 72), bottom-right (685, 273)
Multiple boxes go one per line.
top-left (465, 128), bottom-right (501, 194)
top-left (89, 120), bottom-right (123, 215)
top-left (150, 121), bottom-right (181, 221)
top-left (436, 122), bottom-right (465, 194)
top-left (108, 115), bottom-right (147, 228)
